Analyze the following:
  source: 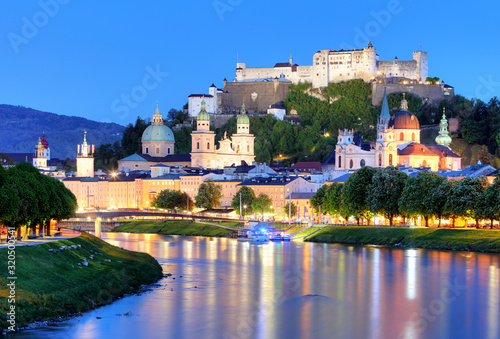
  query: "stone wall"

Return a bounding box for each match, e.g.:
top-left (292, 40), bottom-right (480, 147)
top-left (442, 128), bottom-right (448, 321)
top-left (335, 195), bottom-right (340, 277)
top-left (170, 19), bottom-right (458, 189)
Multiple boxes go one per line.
top-left (219, 81), bottom-right (290, 113)
top-left (372, 82), bottom-right (454, 106)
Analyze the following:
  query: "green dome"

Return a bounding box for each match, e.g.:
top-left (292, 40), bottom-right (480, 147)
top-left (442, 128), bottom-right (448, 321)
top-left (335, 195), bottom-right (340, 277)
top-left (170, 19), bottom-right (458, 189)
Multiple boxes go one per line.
top-left (237, 103), bottom-right (249, 124)
top-left (237, 114), bottom-right (250, 124)
top-left (197, 110), bottom-right (210, 121)
top-left (142, 124), bottom-right (175, 143)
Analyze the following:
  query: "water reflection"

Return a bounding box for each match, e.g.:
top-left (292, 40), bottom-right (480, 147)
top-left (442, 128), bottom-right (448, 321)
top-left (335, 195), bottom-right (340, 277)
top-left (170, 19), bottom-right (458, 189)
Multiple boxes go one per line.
top-left (11, 234), bottom-right (500, 339)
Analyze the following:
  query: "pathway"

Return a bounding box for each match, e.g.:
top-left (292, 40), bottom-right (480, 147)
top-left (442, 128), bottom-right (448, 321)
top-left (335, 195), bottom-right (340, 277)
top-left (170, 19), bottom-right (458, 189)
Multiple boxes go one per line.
top-left (0, 229), bottom-right (81, 248)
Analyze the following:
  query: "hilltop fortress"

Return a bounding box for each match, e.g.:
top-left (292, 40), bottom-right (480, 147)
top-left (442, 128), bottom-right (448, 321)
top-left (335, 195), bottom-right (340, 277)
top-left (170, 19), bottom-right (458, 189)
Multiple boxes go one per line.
top-left (236, 42), bottom-right (428, 88)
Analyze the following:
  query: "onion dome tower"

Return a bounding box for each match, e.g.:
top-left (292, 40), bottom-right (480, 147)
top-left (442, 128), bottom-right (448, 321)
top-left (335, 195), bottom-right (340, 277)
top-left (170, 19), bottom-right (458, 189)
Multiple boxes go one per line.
top-left (33, 137), bottom-right (48, 169)
top-left (435, 108), bottom-right (452, 149)
top-left (141, 102), bottom-right (175, 156)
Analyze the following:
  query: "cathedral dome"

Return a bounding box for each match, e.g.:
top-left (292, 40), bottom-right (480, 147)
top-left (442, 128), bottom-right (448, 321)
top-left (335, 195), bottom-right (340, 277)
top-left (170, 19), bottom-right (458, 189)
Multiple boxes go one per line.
top-left (237, 103), bottom-right (250, 124)
top-left (197, 110), bottom-right (210, 121)
top-left (237, 114), bottom-right (250, 125)
top-left (388, 94), bottom-right (420, 130)
top-left (142, 124), bottom-right (175, 143)
top-left (388, 110), bottom-right (420, 129)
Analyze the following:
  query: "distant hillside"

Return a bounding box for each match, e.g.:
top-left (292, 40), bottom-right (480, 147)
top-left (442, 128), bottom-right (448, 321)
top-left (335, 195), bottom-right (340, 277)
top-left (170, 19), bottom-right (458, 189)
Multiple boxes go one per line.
top-left (0, 105), bottom-right (124, 159)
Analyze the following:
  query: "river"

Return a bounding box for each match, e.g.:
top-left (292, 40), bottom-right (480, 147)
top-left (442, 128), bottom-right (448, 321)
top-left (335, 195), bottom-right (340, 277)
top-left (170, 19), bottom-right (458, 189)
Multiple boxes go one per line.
top-left (11, 232), bottom-right (500, 339)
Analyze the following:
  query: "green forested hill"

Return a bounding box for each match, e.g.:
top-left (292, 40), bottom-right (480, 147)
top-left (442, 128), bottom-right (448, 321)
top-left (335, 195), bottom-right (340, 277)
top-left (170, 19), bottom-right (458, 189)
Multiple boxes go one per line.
top-left (0, 104), bottom-right (124, 159)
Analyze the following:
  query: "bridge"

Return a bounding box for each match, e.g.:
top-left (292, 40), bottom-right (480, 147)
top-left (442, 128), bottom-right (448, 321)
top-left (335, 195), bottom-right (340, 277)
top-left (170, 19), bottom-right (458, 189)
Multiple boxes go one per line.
top-left (74, 210), bottom-right (244, 223)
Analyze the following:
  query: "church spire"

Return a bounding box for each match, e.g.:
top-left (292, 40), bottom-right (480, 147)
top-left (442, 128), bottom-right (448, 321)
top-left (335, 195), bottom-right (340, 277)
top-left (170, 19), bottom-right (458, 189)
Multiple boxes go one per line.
top-left (152, 101), bottom-right (163, 125)
top-left (380, 87), bottom-right (390, 118)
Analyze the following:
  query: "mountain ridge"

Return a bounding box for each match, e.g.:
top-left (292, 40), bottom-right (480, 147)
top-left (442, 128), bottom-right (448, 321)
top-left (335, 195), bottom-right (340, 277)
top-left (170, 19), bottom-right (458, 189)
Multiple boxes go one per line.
top-left (0, 104), bottom-right (125, 159)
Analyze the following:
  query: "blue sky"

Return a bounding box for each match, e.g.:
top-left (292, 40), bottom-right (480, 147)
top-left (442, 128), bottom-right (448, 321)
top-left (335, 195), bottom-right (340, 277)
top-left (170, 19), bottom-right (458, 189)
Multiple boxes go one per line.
top-left (1, 0), bottom-right (499, 127)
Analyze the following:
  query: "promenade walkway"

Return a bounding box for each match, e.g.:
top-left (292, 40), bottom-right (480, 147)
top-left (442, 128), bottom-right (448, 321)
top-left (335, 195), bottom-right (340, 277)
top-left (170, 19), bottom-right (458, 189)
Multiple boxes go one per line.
top-left (0, 229), bottom-right (81, 248)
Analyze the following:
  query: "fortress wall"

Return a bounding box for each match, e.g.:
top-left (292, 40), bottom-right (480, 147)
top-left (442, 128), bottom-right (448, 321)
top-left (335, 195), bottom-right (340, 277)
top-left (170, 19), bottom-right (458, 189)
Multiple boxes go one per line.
top-left (372, 82), bottom-right (453, 106)
top-left (378, 60), bottom-right (419, 79)
top-left (219, 81), bottom-right (290, 113)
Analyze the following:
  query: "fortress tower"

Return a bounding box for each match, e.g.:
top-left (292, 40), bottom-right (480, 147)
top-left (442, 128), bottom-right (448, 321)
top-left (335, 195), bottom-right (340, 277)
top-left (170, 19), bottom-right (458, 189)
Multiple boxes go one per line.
top-left (413, 51), bottom-right (428, 82)
top-left (76, 131), bottom-right (94, 177)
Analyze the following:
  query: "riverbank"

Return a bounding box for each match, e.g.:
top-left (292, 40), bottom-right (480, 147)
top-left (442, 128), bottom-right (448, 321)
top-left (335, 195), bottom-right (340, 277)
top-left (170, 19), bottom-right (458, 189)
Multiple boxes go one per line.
top-left (113, 220), bottom-right (237, 237)
top-left (0, 232), bottom-right (163, 332)
top-left (305, 227), bottom-right (500, 253)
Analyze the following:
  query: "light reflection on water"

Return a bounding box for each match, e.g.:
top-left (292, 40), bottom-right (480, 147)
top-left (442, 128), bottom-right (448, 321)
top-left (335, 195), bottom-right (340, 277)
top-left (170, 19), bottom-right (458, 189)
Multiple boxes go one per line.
top-left (11, 233), bottom-right (500, 339)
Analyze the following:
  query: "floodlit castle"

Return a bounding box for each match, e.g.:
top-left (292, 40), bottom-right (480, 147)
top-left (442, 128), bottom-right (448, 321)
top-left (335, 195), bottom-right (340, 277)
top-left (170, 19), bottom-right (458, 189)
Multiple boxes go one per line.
top-left (190, 100), bottom-right (255, 168)
top-left (236, 42), bottom-right (428, 88)
top-left (335, 88), bottom-right (461, 172)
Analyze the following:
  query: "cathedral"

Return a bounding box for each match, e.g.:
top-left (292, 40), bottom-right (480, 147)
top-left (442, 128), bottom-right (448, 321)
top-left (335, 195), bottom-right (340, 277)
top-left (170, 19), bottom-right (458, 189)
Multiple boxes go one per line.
top-left (335, 88), bottom-right (461, 172)
top-left (118, 101), bottom-right (255, 171)
top-left (190, 100), bottom-right (255, 168)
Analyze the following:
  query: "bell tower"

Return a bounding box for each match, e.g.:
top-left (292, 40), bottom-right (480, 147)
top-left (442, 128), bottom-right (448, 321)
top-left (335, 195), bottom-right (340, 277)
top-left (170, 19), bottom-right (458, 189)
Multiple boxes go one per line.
top-left (76, 131), bottom-right (95, 177)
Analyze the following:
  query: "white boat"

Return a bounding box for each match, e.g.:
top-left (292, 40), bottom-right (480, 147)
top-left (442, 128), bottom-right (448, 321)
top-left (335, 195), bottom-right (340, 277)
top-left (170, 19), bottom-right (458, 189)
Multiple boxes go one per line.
top-left (237, 227), bottom-right (270, 243)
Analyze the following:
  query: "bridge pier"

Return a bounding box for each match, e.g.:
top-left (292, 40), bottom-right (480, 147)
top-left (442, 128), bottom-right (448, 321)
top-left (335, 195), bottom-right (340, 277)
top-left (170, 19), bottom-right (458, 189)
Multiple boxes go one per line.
top-left (95, 218), bottom-right (101, 238)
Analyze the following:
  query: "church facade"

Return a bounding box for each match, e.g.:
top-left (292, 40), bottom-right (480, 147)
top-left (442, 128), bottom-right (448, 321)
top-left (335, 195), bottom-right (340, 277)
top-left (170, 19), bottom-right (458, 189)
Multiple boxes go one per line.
top-left (190, 100), bottom-right (255, 168)
top-left (335, 89), bottom-right (461, 172)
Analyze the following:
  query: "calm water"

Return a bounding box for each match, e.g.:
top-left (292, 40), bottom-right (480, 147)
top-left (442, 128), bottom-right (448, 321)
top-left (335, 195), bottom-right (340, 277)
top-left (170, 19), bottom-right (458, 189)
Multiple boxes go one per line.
top-left (12, 233), bottom-right (500, 339)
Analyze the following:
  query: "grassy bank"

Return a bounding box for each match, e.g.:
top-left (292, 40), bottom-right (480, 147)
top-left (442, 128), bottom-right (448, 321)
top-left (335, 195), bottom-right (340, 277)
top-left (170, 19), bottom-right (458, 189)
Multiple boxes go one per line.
top-left (0, 232), bottom-right (162, 331)
top-left (306, 227), bottom-right (500, 253)
top-left (114, 220), bottom-right (236, 237)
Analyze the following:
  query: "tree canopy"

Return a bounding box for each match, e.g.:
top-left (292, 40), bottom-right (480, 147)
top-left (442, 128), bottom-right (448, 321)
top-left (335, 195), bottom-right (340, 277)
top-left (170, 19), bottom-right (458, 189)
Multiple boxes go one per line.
top-left (195, 181), bottom-right (223, 210)
top-left (231, 186), bottom-right (255, 216)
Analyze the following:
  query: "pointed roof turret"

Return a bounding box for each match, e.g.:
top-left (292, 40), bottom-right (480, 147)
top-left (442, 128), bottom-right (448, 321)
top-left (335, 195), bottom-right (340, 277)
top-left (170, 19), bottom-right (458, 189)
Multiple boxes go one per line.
top-left (380, 87), bottom-right (390, 118)
top-left (435, 108), bottom-right (452, 148)
top-left (400, 93), bottom-right (408, 111)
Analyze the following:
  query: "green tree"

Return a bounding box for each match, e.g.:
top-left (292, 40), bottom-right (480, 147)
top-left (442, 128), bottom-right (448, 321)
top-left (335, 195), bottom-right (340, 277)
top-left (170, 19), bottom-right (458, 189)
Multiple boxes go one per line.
top-left (153, 189), bottom-right (193, 211)
top-left (475, 177), bottom-right (500, 228)
top-left (428, 176), bottom-right (452, 227)
top-left (195, 181), bottom-right (223, 210)
top-left (251, 194), bottom-right (273, 218)
top-left (399, 171), bottom-right (439, 226)
top-left (446, 177), bottom-right (487, 227)
top-left (121, 117), bottom-right (148, 157)
top-left (325, 183), bottom-right (347, 220)
top-left (310, 184), bottom-right (329, 213)
top-left (341, 166), bottom-right (378, 224)
top-left (367, 166), bottom-right (408, 226)
top-left (231, 186), bottom-right (255, 216)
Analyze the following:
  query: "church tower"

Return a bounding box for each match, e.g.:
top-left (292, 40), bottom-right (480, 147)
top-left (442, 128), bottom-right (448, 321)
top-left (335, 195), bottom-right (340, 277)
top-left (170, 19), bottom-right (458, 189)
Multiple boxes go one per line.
top-left (435, 108), bottom-right (452, 149)
top-left (33, 137), bottom-right (48, 169)
top-left (375, 87), bottom-right (396, 167)
top-left (76, 131), bottom-right (94, 177)
top-left (231, 103), bottom-right (255, 163)
top-left (190, 99), bottom-right (216, 168)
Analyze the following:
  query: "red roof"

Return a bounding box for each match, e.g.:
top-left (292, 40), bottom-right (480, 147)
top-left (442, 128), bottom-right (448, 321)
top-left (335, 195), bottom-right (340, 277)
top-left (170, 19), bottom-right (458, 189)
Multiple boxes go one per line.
top-left (41, 133), bottom-right (49, 149)
top-left (291, 162), bottom-right (322, 172)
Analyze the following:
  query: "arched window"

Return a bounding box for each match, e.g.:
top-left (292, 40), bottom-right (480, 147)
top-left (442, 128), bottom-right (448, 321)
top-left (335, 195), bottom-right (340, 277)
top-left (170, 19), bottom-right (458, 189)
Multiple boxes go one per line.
top-left (423, 160), bottom-right (428, 167)
top-left (207, 142), bottom-right (210, 149)
top-left (400, 132), bottom-right (404, 141)
top-left (379, 154), bottom-right (382, 166)
top-left (156, 148), bottom-right (160, 154)
top-left (237, 145), bottom-right (240, 152)
top-left (197, 142), bottom-right (200, 150)
top-left (349, 159), bottom-right (353, 169)
top-left (412, 132), bottom-right (415, 141)
top-left (168, 148), bottom-right (171, 154)
top-left (145, 147), bottom-right (149, 154)
top-left (360, 159), bottom-right (365, 167)
top-left (247, 145), bottom-right (250, 152)
top-left (389, 154), bottom-right (393, 166)
top-left (338, 156), bottom-right (342, 168)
